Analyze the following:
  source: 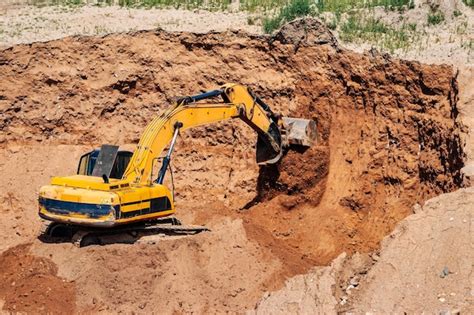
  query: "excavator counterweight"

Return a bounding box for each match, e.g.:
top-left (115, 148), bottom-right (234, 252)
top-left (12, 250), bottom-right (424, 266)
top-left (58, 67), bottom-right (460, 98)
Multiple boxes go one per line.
top-left (38, 83), bottom-right (317, 245)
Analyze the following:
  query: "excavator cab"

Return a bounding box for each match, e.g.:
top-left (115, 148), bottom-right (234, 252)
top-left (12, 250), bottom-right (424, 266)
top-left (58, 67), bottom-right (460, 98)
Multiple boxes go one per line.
top-left (77, 145), bottom-right (133, 179)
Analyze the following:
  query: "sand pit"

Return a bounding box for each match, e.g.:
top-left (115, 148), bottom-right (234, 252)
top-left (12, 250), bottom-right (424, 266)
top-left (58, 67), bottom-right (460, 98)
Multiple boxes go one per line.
top-left (0, 18), bottom-right (466, 313)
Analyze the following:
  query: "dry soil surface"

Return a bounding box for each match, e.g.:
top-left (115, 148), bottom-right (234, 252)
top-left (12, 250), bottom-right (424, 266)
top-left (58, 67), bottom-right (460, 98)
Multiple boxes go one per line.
top-left (253, 187), bottom-right (474, 314)
top-left (0, 4), bottom-right (259, 49)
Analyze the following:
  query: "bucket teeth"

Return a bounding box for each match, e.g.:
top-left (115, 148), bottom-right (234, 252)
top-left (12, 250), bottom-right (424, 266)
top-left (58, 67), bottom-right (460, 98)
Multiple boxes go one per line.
top-left (282, 117), bottom-right (317, 147)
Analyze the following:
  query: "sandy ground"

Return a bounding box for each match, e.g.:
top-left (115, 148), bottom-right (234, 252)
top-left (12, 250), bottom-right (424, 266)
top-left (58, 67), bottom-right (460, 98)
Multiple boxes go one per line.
top-left (0, 4), bottom-right (259, 48)
top-left (0, 1), bottom-right (473, 313)
top-left (336, 0), bottom-right (474, 66)
top-left (253, 187), bottom-right (474, 314)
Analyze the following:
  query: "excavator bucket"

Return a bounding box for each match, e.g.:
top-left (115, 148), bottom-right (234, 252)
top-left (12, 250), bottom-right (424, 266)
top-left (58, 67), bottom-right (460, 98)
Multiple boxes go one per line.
top-left (256, 122), bottom-right (284, 165)
top-left (282, 117), bottom-right (318, 147)
top-left (256, 117), bottom-right (317, 166)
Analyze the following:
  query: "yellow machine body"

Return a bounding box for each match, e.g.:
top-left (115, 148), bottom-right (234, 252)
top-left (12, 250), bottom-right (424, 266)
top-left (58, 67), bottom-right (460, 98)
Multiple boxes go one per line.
top-left (39, 175), bottom-right (175, 227)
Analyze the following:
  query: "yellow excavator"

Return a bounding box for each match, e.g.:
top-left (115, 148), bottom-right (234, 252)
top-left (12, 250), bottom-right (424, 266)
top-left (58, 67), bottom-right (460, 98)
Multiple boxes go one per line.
top-left (38, 83), bottom-right (317, 246)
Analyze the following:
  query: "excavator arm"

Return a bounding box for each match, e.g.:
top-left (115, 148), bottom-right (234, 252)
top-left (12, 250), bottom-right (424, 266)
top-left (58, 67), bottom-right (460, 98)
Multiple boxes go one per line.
top-left (123, 83), bottom-right (285, 186)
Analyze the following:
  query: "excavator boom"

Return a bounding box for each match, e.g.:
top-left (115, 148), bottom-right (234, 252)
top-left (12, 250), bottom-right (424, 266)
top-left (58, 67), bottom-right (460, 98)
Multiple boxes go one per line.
top-left (124, 83), bottom-right (286, 185)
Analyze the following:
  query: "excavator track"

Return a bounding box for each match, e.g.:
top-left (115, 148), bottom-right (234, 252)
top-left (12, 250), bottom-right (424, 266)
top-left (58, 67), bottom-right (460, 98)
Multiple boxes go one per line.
top-left (40, 217), bottom-right (209, 247)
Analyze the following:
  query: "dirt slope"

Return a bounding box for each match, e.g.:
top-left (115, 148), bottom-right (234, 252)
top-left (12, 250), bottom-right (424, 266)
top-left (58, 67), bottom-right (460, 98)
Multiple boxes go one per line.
top-left (348, 187), bottom-right (473, 313)
top-left (0, 18), bottom-right (466, 313)
top-left (254, 187), bottom-right (474, 314)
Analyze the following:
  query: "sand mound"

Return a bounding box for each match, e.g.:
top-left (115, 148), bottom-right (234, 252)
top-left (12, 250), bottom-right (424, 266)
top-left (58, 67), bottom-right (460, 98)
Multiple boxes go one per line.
top-left (0, 18), bottom-right (466, 312)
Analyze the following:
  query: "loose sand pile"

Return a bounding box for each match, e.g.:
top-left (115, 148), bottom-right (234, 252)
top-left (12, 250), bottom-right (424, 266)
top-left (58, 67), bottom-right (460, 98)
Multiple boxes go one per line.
top-left (0, 18), bottom-right (468, 313)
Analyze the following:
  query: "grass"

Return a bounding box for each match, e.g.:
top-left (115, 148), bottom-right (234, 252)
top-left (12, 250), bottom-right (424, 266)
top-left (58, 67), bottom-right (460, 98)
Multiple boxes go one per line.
top-left (462, 0), bottom-right (473, 8)
top-left (113, 0), bottom-right (232, 10)
top-left (461, 39), bottom-right (473, 52)
top-left (427, 11), bottom-right (444, 25)
top-left (456, 21), bottom-right (468, 35)
top-left (262, 0), bottom-right (314, 33)
top-left (317, 0), bottom-right (411, 14)
top-left (259, 0), bottom-right (416, 34)
top-left (339, 14), bottom-right (419, 53)
top-left (28, 0), bottom-right (282, 10)
top-left (28, 0), bottom-right (414, 11)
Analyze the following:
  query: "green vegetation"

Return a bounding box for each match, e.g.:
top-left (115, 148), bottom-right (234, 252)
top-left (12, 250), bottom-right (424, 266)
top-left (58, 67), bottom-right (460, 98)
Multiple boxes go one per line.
top-left (339, 14), bottom-right (419, 53)
top-left (461, 39), bottom-right (473, 52)
top-left (461, 0), bottom-right (473, 8)
top-left (114, 0), bottom-right (232, 10)
top-left (262, 0), bottom-right (314, 33)
top-left (327, 17), bottom-right (338, 30)
top-left (260, 0), bottom-right (414, 34)
top-left (316, 0), bottom-right (410, 14)
top-left (427, 11), bottom-right (444, 25)
top-left (29, 0), bottom-right (414, 11)
top-left (407, 22), bottom-right (416, 31)
top-left (456, 20), bottom-right (469, 35)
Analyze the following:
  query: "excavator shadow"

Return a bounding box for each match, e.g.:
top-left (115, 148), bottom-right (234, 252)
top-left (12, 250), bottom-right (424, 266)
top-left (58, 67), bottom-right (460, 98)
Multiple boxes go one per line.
top-left (38, 218), bottom-right (210, 247)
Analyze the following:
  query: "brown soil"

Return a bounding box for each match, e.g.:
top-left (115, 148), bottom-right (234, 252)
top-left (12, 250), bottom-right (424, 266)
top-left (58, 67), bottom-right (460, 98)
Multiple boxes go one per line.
top-left (253, 187), bottom-right (474, 314)
top-left (0, 18), bottom-right (466, 313)
top-left (0, 243), bottom-right (76, 314)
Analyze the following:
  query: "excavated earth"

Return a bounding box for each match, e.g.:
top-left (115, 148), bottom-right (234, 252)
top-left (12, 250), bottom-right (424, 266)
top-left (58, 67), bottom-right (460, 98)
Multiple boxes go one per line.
top-left (0, 19), bottom-right (466, 313)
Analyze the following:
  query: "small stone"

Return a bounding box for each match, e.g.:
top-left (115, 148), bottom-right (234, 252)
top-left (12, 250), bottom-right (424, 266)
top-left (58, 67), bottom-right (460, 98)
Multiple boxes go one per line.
top-left (340, 296), bottom-right (348, 305)
top-left (438, 297), bottom-right (446, 303)
top-left (412, 203), bottom-right (422, 213)
top-left (346, 285), bottom-right (355, 295)
top-left (440, 267), bottom-right (450, 278)
top-left (349, 276), bottom-right (360, 286)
